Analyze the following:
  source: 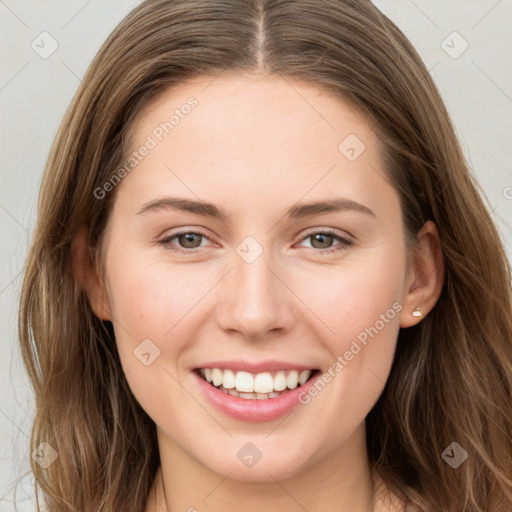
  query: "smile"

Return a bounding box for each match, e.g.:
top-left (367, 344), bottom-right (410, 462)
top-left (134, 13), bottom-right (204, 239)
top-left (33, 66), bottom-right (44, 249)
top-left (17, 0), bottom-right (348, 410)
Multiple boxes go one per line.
top-left (192, 360), bottom-right (322, 421)
top-left (195, 367), bottom-right (319, 400)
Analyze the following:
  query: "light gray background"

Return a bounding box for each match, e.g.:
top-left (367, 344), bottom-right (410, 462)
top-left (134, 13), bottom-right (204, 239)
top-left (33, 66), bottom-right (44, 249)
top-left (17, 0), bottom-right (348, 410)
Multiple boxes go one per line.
top-left (1, 1), bottom-right (511, 509)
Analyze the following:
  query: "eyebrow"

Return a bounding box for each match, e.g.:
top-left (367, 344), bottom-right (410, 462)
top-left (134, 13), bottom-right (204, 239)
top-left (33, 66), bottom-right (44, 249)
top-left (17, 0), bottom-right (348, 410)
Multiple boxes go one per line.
top-left (136, 196), bottom-right (376, 219)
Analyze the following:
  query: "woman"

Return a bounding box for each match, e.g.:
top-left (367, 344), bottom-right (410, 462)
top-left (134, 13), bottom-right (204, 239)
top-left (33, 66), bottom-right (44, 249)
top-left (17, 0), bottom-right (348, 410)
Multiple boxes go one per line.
top-left (18, 0), bottom-right (512, 511)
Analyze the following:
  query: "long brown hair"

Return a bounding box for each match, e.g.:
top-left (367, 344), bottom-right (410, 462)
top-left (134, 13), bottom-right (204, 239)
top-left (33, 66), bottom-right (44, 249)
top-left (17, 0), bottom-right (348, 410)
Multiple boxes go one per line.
top-left (18, 0), bottom-right (512, 510)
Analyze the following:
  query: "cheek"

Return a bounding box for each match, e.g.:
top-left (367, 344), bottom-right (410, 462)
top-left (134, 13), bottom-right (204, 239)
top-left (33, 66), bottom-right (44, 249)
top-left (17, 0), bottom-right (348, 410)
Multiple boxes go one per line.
top-left (104, 248), bottom-right (221, 370)
top-left (103, 255), bottom-right (202, 421)
top-left (106, 239), bottom-right (199, 324)
top-left (304, 248), bottom-right (405, 349)
top-left (292, 251), bottom-right (405, 440)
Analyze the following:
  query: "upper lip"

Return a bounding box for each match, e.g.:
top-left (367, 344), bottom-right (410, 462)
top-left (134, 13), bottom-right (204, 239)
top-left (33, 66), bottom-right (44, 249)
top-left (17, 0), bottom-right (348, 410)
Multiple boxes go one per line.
top-left (194, 360), bottom-right (317, 373)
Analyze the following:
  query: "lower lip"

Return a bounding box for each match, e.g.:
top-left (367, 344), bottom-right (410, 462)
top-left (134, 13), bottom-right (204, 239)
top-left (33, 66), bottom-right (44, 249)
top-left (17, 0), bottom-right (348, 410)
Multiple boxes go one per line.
top-left (192, 370), bottom-right (321, 422)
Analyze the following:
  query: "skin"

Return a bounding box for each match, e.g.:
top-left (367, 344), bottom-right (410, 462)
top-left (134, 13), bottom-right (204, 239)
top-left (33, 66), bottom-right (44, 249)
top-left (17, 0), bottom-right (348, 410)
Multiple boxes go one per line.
top-left (73, 73), bottom-right (444, 512)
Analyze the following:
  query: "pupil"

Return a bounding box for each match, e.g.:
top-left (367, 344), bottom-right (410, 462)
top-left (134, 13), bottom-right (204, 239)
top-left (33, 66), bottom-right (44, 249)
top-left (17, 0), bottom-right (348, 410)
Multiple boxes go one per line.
top-left (181, 233), bottom-right (200, 248)
top-left (313, 233), bottom-right (332, 248)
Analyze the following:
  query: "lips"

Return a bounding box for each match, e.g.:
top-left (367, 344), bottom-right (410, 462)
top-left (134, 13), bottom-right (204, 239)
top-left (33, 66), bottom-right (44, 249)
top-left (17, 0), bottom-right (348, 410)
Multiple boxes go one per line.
top-left (192, 365), bottom-right (321, 422)
top-left (196, 367), bottom-right (315, 398)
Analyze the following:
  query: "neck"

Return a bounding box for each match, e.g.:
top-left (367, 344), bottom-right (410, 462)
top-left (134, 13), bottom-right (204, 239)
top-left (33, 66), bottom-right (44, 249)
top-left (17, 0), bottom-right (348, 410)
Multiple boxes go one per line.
top-left (148, 423), bottom-right (388, 512)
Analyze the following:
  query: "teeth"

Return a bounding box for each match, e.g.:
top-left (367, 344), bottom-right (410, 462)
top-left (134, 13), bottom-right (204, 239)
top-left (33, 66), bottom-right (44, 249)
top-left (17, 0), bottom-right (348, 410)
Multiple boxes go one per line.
top-left (200, 368), bottom-right (313, 395)
top-left (211, 368), bottom-right (223, 387)
top-left (254, 373), bottom-right (274, 393)
top-left (235, 371), bottom-right (254, 392)
top-left (286, 370), bottom-right (299, 389)
top-left (223, 369), bottom-right (236, 389)
top-left (239, 392), bottom-right (256, 399)
top-left (273, 371), bottom-right (287, 391)
top-left (299, 370), bottom-right (310, 385)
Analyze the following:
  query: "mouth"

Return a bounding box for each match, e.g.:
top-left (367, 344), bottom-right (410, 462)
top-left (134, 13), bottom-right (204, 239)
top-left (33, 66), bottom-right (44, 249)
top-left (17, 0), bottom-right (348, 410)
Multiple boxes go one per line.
top-left (194, 367), bottom-right (320, 400)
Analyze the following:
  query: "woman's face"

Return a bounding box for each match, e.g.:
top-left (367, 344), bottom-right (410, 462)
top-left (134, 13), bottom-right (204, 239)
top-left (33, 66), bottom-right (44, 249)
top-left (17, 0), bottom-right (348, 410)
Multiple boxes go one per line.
top-left (94, 74), bottom-right (418, 481)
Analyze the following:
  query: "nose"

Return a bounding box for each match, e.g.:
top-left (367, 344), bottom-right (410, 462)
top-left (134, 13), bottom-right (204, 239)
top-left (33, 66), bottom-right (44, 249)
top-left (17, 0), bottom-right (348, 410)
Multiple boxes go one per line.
top-left (215, 251), bottom-right (296, 341)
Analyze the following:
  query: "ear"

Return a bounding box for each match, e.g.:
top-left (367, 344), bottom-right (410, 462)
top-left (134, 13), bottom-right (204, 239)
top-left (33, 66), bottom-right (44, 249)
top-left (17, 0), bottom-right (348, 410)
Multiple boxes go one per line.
top-left (399, 220), bottom-right (445, 328)
top-left (71, 225), bottom-right (112, 321)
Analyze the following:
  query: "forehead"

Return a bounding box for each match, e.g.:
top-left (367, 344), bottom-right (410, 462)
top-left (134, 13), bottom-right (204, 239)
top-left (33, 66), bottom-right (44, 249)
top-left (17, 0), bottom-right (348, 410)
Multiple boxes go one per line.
top-left (132, 73), bottom-right (373, 153)
top-left (114, 73), bottom-right (396, 222)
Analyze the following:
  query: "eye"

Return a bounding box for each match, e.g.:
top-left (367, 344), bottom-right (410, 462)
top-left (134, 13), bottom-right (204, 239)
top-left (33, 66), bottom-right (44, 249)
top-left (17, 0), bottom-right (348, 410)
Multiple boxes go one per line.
top-left (158, 228), bottom-right (354, 256)
top-left (296, 229), bottom-right (353, 254)
top-left (158, 230), bottom-right (212, 254)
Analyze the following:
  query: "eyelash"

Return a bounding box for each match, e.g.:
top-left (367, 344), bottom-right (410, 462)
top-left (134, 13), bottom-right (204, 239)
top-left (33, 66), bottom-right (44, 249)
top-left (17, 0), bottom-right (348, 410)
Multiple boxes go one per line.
top-left (158, 228), bottom-right (354, 256)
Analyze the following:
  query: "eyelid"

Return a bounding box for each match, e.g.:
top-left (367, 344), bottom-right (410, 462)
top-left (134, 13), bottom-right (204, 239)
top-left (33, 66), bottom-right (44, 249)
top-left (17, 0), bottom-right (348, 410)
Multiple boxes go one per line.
top-left (158, 228), bottom-right (215, 251)
top-left (296, 227), bottom-right (353, 243)
top-left (158, 227), bottom-right (354, 255)
top-left (294, 228), bottom-right (354, 252)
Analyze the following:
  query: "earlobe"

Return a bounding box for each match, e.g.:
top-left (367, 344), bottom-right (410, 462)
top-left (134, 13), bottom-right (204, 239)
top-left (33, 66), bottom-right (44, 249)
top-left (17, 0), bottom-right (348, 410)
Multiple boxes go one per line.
top-left (71, 225), bottom-right (112, 321)
top-left (399, 220), bottom-right (445, 328)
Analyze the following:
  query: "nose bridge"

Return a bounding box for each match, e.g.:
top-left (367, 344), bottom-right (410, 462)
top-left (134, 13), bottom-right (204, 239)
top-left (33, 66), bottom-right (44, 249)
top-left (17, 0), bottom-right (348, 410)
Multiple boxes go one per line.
top-left (216, 240), bottom-right (294, 339)
top-left (236, 253), bottom-right (276, 305)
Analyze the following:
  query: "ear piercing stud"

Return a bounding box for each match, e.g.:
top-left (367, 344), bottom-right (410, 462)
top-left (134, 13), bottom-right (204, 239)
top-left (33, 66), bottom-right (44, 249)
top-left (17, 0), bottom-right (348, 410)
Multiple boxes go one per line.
top-left (411, 306), bottom-right (422, 317)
